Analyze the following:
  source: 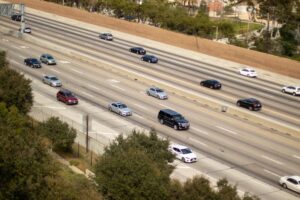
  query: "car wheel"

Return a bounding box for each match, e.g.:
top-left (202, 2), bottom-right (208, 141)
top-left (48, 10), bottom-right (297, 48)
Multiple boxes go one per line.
top-left (147, 91), bottom-right (150, 96)
top-left (174, 125), bottom-right (178, 130)
top-left (293, 92), bottom-right (296, 96)
top-left (282, 89), bottom-right (285, 93)
top-left (141, 58), bottom-right (144, 61)
top-left (159, 119), bottom-right (164, 124)
top-left (148, 60), bottom-right (151, 63)
top-left (200, 82), bottom-right (203, 86)
top-left (237, 102), bottom-right (241, 107)
top-left (108, 107), bottom-right (112, 111)
top-left (57, 97), bottom-right (60, 101)
top-left (50, 83), bottom-right (54, 87)
top-left (210, 85), bottom-right (213, 89)
top-left (249, 106), bottom-right (253, 111)
top-left (181, 157), bottom-right (186, 163)
top-left (282, 183), bottom-right (287, 189)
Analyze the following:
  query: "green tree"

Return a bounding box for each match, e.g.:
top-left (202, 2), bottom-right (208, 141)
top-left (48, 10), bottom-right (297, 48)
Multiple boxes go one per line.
top-left (38, 117), bottom-right (77, 152)
top-left (0, 51), bottom-right (33, 114)
top-left (0, 103), bottom-right (58, 200)
top-left (95, 129), bottom-right (174, 200)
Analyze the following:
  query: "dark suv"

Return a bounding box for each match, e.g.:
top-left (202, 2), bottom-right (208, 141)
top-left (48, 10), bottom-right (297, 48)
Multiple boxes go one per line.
top-left (56, 89), bottom-right (78, 105)
top-left (158, 109), bottom-right (190, 130)
top-left (24, 58), bottom-right (42, 68)
top-left (236, 98), bottom-right (262, 111)
top-left (200, 79), bottom-right (222, 89)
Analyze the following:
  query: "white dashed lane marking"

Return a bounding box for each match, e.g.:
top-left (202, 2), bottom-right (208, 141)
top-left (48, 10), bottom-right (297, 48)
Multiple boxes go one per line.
top-left (188, 137), bottom-right (208, 146)
top-left (134, 103), bottom-right (148, 110)
top-left (111, 84), bottom-right (125, 91)
top-left (50, 68), bottom-right (61, 74)
top-left (70, 68), bottom-right (83, 74)
top-left (159, 103), bottom-right (173, 110)
top-left (261, 155), bottom-right (283, 165)
top-left (190, 127), bottom-right (209, 135)
top-left (216, 126), bottom-right (238, 135)
top-left (263, 169), bottom-right (281, 177)
top-left (80, 91), bottom-right (94, 98)
top-left (59, 60), bottom-right (71, 64)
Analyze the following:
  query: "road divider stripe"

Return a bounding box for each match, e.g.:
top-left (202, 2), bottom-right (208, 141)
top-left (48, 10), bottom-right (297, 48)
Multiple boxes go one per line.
top-left (190, 127), bottom-right (209, 135)
top-left (88, 84), bottom-right (100, 90)
top-left (134, 103), bottom-right (147, 110)
top-left (216, 126), bottom-right (238, 135)
top-left (159, 103), bottom-right (173, 110)
top-left (261, 155), bottom-right (283, 165)
top-left (80, 91), bottom-right (94, 98)
top-left (70, 68), bottom-right (83, 74)
top-left (293, 155), bottom-right (300, 160)
top-left (50, 68), bottom-right (61, 74)
top-left (18, 55), bottom-right (25, 59)
top-left (33, 105), bottom-right (66, 110)
top-left (188, 137), bottom-right (208, 146)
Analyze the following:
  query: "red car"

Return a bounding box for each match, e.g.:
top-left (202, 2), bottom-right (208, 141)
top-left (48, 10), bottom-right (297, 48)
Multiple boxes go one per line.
top-left (56, 89), bottom-right (78, 105)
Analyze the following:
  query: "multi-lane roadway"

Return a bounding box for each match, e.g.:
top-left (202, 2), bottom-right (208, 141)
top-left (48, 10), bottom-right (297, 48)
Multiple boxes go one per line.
top-left (0, 11), bottom-right (300, 199)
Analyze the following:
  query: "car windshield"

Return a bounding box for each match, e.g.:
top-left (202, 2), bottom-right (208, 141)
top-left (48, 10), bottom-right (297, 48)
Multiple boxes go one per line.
top-left (50, 77), bottom-right (58, 81)
top-left (250, 70), bottom-right (255, 72)
top-left (156, 89), bottom-right (164, 93)
top-left (118, 104), bottom-right (127, 109)
top-left (65, 92), bottom-right (74, 97)
top-left (173, 115), bottom-right (184, 120)
top-left (181, 148), bottom-right (192, 154)
top-left (47, 56), bottom-right (53, 59)
top-left (32, 59), bottom-right (39, 63)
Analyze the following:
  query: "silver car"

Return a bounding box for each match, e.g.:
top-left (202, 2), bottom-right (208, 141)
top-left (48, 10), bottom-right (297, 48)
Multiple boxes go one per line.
top-left (108, 102), bottom-right (132, 116)
top-left (146, 87), bottom-right (168, 99)
top-left (42, 75), bottom-right (62, 87)
top-left (99, 33), bottom-right (113, 41)
top-left (40, 54), bottom-right (56, 65)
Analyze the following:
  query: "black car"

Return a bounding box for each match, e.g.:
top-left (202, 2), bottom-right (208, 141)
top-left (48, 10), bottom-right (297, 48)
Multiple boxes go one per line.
top-left (141, 55), bottom-right (158, 63)
top-left (158, 109), bottom-right (190, 130)
top-left (129, 47), bottom-right (146, 55)
top-left (200, 79), bottom-right (222, 89)
top-left (11, 14), bottom-right (22, 21)
top-left (24, 58), bottom-right (42, 68)
top-left (236, 98), bottom-right (262, 111)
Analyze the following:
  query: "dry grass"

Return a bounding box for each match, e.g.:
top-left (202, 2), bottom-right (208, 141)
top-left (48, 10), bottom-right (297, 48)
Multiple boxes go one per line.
top-left (8, 0), bottom-right (300, 79)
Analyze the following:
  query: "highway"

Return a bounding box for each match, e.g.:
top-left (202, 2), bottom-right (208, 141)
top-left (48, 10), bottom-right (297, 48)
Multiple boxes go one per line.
top-left (0, 11), bottom-right (300, 199)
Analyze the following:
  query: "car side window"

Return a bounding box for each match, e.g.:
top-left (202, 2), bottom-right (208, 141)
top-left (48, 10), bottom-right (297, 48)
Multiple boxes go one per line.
top-left (112, 103), bottom-right (116, 107)
top-left (173, 148), bottom-right (180, 153)
top-left (287, 178), bottom-right (297, 184)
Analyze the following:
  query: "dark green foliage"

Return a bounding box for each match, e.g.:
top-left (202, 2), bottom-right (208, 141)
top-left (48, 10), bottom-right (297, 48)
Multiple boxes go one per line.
top-left (95, 129), bottom-right (174, 200)
top-left (0, 103), bottom-right (58, 200)
top-left (0, 51), bottom-right (33, 114)
top-left (38, 117), bottom-right (77, 152)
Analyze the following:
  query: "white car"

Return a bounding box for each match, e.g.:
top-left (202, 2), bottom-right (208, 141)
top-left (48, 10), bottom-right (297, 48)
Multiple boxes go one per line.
top-left (239, 68), bottom-right (257, 78)
top-left (108, 102), bottom-right (132, 116)
top-left (169, 144), bottom-right (197, 163)
top-left (279, 175), bottom-right (300, 193)
top-left (146, 87), bottom-right (168, 99)
top-left (282, 86), bottom-right (300, 96)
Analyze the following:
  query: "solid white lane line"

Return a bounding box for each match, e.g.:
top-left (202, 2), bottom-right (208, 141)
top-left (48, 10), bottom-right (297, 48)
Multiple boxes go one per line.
top-left (88, 84), bottom-right (100, 90)
top-left (189, 137), bottom-right (207, 146)
top-left (293, 155), bottom-right (300, 160)
top-left (59, 60), bottom-right (71, 64)
top-left (134, 113), bottom-right (144, 119)
top-left (70, 68), bottom-right (83, 74)
top-left (80, 91), bottom-right (94, 98)
top-left (111, 84), bottom-right (125, 91)
top-left (19, 46), bottom-right (29, 49)
top-left (134, 103), bottom-right (147, 110)
top-left (50, 68), bottom-right (61, 74)
top-left (261, 155), bottom-right (283, 165)
top-left (159, 103), bottom-right (173, 110)
top-left (216, 126), bottom-right (238, 135)
top-left (190, 127), bottom-right (209, 135)
top-left (18, 55), bottom-right (25, 59)
top-left (2, 38), bottom-right (9, 42)
top-left (263, 169), bottom-right (281, 177)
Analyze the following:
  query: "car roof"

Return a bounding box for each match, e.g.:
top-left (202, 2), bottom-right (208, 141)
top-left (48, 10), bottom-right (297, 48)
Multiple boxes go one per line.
top-left (150, 87), bottom-right (161, 90)
top-left (112, 102), bottom-right (125, 105)
top-left (160, 109), bottom-right (180, 115)
top-left (171, 144), bottom-right (190, 150)
top-left (288, 176), bottom-right (300, 181)
top-left (59, 89), bottom-right (71, 93)
top-left (42, 53), bottom-right (52, 56)
top-left (242, 98), bottom-right (259, 102)
top-left (45, 75), bottom-right (56, 78)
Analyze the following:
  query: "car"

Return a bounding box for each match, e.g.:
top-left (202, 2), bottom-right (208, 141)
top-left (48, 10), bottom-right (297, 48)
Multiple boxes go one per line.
top-left (42, 75), bottom-right (62, 87)
top-left (108, 102), bottom-right (132, 116)
top-left (40, 54), bottom-right (56, 65)
top-left (279, 175), bottom-right (300, 193)
top-left (236, 98), bottom-right (262, 111)
top-left (19, 27), bottom-right (31, 34)
top-left (158, 109), bottom-right (190, 130)
top-left (141, 55), bottom-right (158, 63)
top-left (282, 86), bottom-right (300, 96)
top-left (129, 47), bottom-right (146, 55)
top-left (200, 79), bottom-right (222, 89)
top-left (56, 89), bottom-right (78, 105)
top-left (239, 68), bottom-right (257, 77)
top-left (24, 58), bottom-right (41, 68)
top-left (146, 87), bottom-right (168, 99)
top-left (11, 14), bottom-right (22, 21)
top-left (99, 33), bottom-right (113, 41)
top-left (168, 144), bottom-right (197, 163)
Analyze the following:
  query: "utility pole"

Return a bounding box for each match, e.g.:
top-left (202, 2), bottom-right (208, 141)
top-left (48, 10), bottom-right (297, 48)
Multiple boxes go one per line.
top-left (85, 114), bottom-right (89, 153)
top-left (20, 4), bottom-right (25, 34)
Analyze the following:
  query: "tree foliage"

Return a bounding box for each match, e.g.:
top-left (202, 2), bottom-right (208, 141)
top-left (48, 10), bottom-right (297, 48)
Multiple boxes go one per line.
top-left (95, 129), bottom-right (174, 200)
top-left (0, 51), bottom-right (33, 114)
top-left (38, 117), bottom-right (77, 152)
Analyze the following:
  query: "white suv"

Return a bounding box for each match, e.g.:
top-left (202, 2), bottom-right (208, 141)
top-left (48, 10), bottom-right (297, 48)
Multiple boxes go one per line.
top-left (282, 86), bottom-right (300, 96)
top-left (169, 144), bottom-right (197, 163)
top-left (239, 68), bottom-right (257, 78)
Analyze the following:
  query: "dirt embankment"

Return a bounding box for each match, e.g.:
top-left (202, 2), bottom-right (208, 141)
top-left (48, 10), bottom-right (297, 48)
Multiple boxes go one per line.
top-left (8, 0), bottom-right (300, 79)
